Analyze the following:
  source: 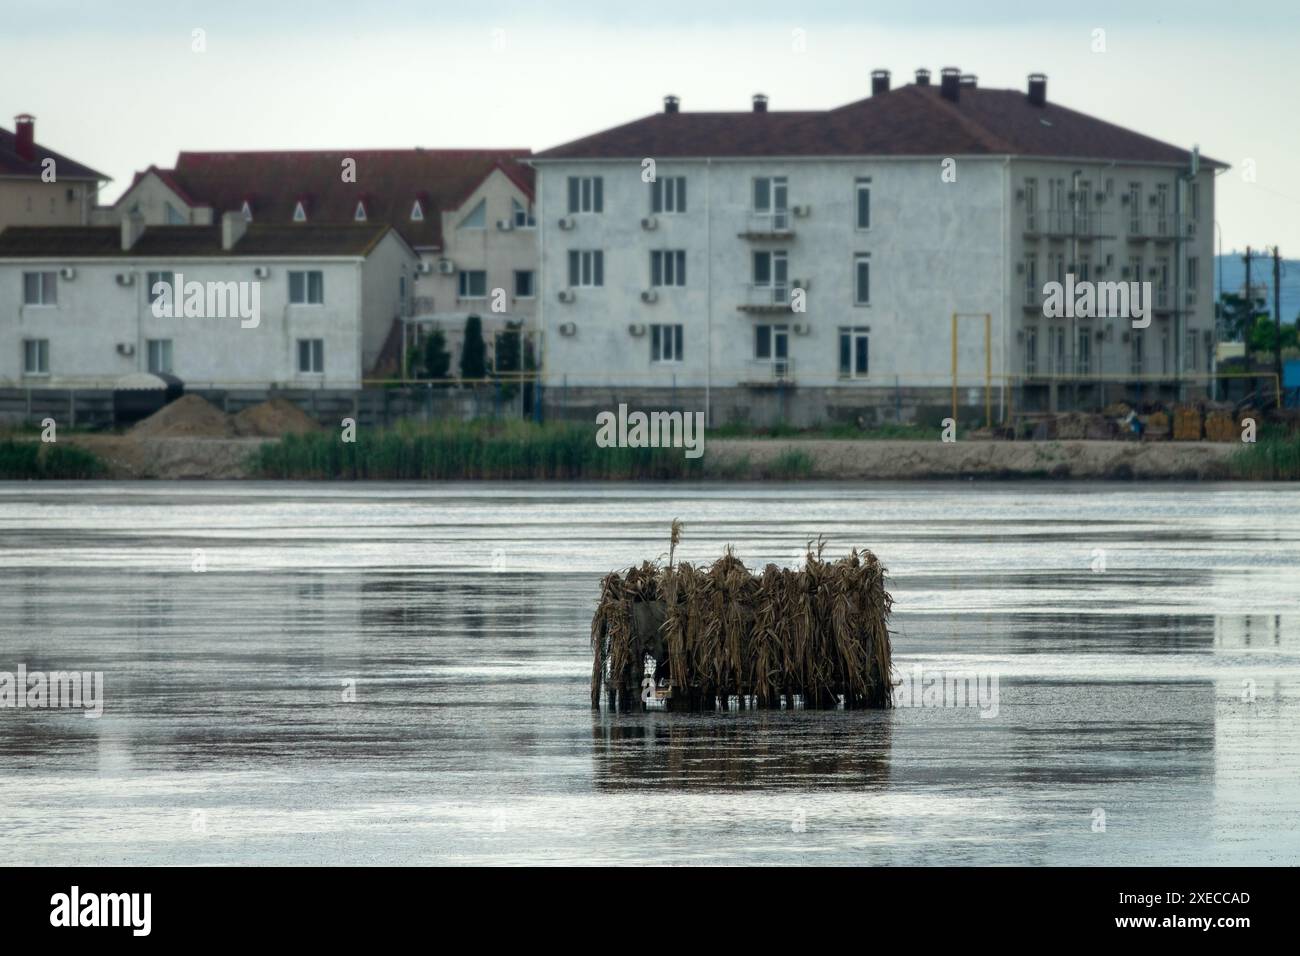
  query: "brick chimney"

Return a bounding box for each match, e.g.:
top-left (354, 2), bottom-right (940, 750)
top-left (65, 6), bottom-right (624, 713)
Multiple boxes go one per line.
top-left (940, 67), bottom-right (961, 101)
top-left (1027, 73), bottom-right (1047, 107)
top-left (871, 70), bottom-right (891, 95)
top-left (14, 114), bottom-right (35, 163)
top-left (221, 210), bottom-right (247, 250)
top-left (120, 211), bottom-right (145, 251)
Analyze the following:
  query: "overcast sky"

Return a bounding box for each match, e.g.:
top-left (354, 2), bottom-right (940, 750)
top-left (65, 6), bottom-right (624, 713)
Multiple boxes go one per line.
top-left (3, 0), bottom-right (1297, 253)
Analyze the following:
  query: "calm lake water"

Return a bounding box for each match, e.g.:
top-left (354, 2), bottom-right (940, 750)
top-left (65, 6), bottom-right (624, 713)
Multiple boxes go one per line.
top-left (0, 481), bottom-right (1297, 865)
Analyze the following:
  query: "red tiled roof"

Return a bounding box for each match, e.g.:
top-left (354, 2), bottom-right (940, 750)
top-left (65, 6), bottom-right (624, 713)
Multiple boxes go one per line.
top-left (158, 149), bottom-right (534, 250)
top-left (0, 124), bottom-right (109, 181)
top-left (533, 84), bottom-right (1224, 168)
top-left (0, 223), bottom-right (402, 258)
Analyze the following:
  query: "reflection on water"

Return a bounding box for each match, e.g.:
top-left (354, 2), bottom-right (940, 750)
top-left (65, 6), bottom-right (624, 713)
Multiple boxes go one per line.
top-left (592, 713), bottom-right (893, 791)
top-left (0, 482), bottom-right (1297, 865)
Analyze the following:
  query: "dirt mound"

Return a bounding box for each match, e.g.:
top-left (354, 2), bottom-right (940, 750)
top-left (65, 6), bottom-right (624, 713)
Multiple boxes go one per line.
top-left (232, 399), bottom-right (324, 438)
top-left (130, 394), bottom-right (235, 439)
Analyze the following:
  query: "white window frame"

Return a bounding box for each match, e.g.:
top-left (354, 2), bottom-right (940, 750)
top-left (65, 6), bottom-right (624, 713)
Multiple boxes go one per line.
top-left (410, 199), bottom-right (424, 222)
top-left (297, 338), bottom-right (324, 375)
top-left (458, 270), bottom-right (488, 299)
top-left (147, 338), bottom-right (173, 375)
top-left (567, 250), bottom-right (604, 288)
top-left (754, 323), bottom-right (789, 362)
top-left (650, 324), bottom-right (683, 363)
top-left (854, 178), bottom-right (871, 230)
top-left (147, 271), bottom-right (175, 305)
top-left (288, 270), bottom-right (324, 305)
top-left (22, 338), bottom-right (49, 376)
top-left (650, 250), bottom-right (686, 287)
top-left (854, 254), bottom-right (871, 306)
top-left (354, 201), bottom-right (367, 222)
top-left (292, 201), bottom-right (307, 222)
top-left (567, 176), bottom-right (604, 214)
top-left (511, 198), bottom-right (536, 228)
top-left (651, 176), bottom-right (687, 214)
top-left (22, 271), bottom-right (57, 307)
top-left (838, 326), bottom-right (869, 379)
top-left (513, 270), bottom-right (535, 299)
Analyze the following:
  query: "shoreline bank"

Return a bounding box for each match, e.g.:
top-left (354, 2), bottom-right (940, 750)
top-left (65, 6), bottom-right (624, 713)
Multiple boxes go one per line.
top-left (10, 434), bottom-right (1246, 480)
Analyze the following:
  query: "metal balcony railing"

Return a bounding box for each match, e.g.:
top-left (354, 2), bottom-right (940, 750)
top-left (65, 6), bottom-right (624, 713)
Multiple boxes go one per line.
top-left (740, 210), bottom-right (794, 237)
top-left (739, 283), bottom-right (793, 312)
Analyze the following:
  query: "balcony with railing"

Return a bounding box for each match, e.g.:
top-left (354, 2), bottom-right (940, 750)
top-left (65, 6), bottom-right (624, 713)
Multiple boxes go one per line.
top-left (738, 209), bottom-right (795, 239)
top-left (1126, 211), bottom-right (1177, 242)
top-left (740, 357), bottom-right (796, 386)
top-left (738, 283), bottom-right (795, 313)
top-left (1024, 208), bottom-right (1114, 238)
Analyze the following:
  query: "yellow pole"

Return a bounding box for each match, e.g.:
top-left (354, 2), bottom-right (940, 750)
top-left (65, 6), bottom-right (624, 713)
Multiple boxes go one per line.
top-left (984, 313), bottom-right (992, 428)
top-left (951, 313), bottom-right (958, 426)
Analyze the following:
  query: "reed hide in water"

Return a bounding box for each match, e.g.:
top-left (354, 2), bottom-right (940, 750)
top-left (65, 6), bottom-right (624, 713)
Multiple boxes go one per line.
top-left (591, 544), bottom-right (894, 710)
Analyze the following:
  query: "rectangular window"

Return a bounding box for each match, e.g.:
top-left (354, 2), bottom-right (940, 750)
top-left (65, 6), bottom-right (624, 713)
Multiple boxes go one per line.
top-left (513, 270), bottom-right (534, 298)
top-left (147, 271), bottom-right (175, 304)
top-left (1076, 330), bottom-right (1091, 374)
top-left (1188, 182), bottom-right (1200, 221)
top-left (458, 270), bottom-right (488, 298)
top-left (754, 324), bottom-right (789, 361)
top-left (855, 178), bottom-right (871, 230)
top-left (23, 339), bottom-right (49, 375)
top-left (753, 175), bottom-right (788, 228)
top-left (838, 327), bottom-right (869, 378)
top-left (1184, 330), bottom-right (1197, 373)
top-left (22, 271), bottom-right (57, 306)
top-left (854, 254), bottom-right (870, 305)
top-left (650, 324), bottom-right (683, 363)
top-left (1024, 328), bottom-right (1038, 376)
top-left (1024, 178), bottom-right (1037, 231)
top-left (567, 176), bottom-right (603, 214)
top-left (1024, 254), bottom-right (1038, 305)
top-left (567, 250), bottom-right (604, 288)
top-left (1130, 332), bottom-right (1144, 375)
top-left (512, 198), bottom-right (535, 228)
top-left (651, 176), bottom-right (686, 214)
top-left (650, 250), bottom-right (686, 287)
top-left (147, 338), bottom-right (173, 374)
top-left (1050, 327), bottom-right (1067, 375)
top-left (297, 338), bottom-right (324, 374)
top-left (288, 270), bottom-right (324, 305)
top-left (1127, 183), bottom-right (1142, 232)
top-left (753, 250), bottom-right (788, 304)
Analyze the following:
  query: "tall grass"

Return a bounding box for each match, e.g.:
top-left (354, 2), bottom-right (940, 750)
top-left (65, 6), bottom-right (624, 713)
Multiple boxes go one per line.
top-left (0, 440), bottom-right (104, 479)
top-left (248, 419), bottom-right (708, 480)
top-left (1229, 428), bottom-right (1300, 480)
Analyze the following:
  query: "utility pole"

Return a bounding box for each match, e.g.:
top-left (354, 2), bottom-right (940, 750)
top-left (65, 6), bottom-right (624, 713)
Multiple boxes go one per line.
top-left (1243, 245), bottom-right (1252, 333)
top-left (1274, 246), bottom-right (1283, 390)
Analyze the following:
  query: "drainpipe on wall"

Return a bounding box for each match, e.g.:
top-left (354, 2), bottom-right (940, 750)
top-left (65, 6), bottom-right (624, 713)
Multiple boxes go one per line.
top-left (705, 158), bottom-right (712, 427)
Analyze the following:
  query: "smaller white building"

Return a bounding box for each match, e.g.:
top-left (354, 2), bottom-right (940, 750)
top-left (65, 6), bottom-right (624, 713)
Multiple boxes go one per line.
top-left (0, 213), bottom-right (416, 390)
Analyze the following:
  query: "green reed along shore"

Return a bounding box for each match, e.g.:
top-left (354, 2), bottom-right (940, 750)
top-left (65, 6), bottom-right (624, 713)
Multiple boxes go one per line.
top-left (1229, 428), bottom-right (1300, 480)
top-left (248, 420), bottom-right (724, 480)
top-left (0, 439), bottom-right (104, 479)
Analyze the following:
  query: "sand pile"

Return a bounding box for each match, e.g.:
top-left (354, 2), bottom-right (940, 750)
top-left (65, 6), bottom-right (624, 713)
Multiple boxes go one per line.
top-left (131, 395), bottom-right (324, 440)
top-left (233, 398), bottom-right (324, 437)
top-left (130, 394), bottom-right (236, 438)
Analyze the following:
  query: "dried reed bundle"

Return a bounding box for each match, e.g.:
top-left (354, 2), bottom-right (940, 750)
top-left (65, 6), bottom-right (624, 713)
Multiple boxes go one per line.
top-left (591, 527), bottom-right (894, 711)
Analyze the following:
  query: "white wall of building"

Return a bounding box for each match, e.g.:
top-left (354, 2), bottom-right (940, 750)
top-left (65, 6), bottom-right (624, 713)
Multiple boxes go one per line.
top-left (0, 238), bottom-right (415, 389)
top-left (537, 156), bottom-right (1010, 392)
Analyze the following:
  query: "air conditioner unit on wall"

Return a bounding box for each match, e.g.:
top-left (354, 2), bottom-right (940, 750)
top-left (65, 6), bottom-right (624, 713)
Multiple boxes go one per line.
top-left (116, 343), bottom-right (135, 356)
top-left (59, 267), bottom-right (75, 280)
top-left (792, 204), bottom-right (811, 217)
top-left (416, 261), bottom-right (434, 275)
top-left (791, 278), bottom-right (810, 290)
top-left (115, 272), bottom-right (135, 286)
top-left (558, 321), bottom-right (577, 337)
top-left (437, 259), bottom-right (455, 275)
top-left (793, 323), bottom-right (811, 335)
top-left (558, 216), bottom-right (575, 230)
top-left (557, 289), bottom-right (575, 303)
top-left (496, 219), bottom-right (513, 231)
top-left (640, 289), bottom-right (658, 303)
top-left (628, 323), bottom-right (646, 336)
top-left (254, 266), bottom-right (271, 279)
top-left (641, 216), bottom-right (657, 230)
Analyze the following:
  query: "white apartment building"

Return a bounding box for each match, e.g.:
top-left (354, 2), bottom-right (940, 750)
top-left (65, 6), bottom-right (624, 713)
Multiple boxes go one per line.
top-left (530, 70), bottom-right (1221, 425)
top-left (0, 214), bottom-right (416, 390)
top-left (100, 150), bottom-right (539, 377)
